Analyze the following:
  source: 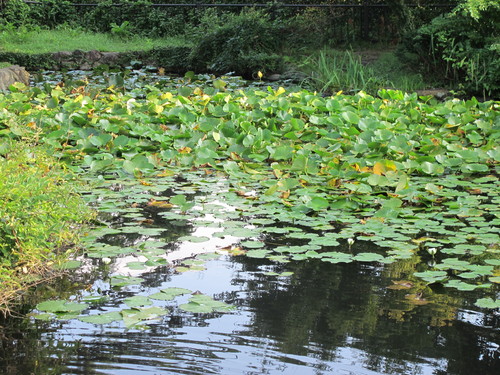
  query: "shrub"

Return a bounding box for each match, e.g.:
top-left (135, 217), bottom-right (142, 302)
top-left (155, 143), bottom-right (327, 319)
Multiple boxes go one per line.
top-left (399, 2), bottom-right (500, 98)
top-left (0, 140), bottom-right (92, 309)
top-left (28, 0), bottom-right (78, 29)
top-left (0, 142), bottom-right (90, 265)
top-left (189, 10), bottom-right (284, 77)
top-left (0, 0), bottom-right (34, 27)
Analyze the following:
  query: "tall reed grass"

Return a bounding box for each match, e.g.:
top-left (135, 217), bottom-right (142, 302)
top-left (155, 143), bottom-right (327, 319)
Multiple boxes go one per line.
top-left (300, 49), bottom-right (385, 94)
top-left (300, 49), bottom-right (427, 94)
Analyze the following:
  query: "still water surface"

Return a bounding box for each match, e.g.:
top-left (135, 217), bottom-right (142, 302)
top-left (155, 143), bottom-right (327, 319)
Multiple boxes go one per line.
top-left (1, 173), bottom-right (499, 375)
top-left (1, 253), bottom-right (498, 375)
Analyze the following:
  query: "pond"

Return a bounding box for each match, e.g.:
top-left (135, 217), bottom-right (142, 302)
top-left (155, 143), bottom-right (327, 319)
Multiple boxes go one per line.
top-left (1, 174), bottom-right (498, 375)
top-left (1, 70), bottom-right (499, 375)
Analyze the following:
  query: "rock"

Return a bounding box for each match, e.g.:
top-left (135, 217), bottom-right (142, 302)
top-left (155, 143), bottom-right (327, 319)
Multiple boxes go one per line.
top-left (415, 89), bottom-right (450, 100)
top-left (266, 73), bottom-right (282, 81)
top-left (51, 50), bottom-right (124, 70)
top-left (280, 70), bottom-right (308, 83)
top-left (86, 50), bottom-right (102, 61)
top-left (52, 51), bottom-right (73, 61)
top-left (100, 52), bottom-right (121, 66)
top-left (0, 65), bottom-right (29, 90)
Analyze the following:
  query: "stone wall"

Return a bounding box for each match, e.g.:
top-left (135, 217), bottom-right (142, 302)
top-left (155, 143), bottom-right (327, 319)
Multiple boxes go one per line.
top-left (51, 50), bottom-right (128, 70)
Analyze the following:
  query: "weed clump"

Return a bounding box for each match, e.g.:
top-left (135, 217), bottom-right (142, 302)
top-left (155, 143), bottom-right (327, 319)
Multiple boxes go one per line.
top-left (0, 142), bottom-right (92, 313)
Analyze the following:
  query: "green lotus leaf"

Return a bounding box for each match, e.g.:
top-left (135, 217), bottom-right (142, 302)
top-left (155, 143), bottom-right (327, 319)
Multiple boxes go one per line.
top-left (474, 298), bottom-right (500, 309)
top-left (246, 250), bottom-right (271, 258)
top-left (79, 311), bottom-right (123, 324)
top-left (126, 261), bottom-right (147, 270)
top-left (110, 276), bottom-right (144, 287)
top-left (36, 300), bottom-right (88, 313)
top-left (123, 295), bottom-right (153, 308)
top-left (413, 270), bottom-right (448, 284)
top-left (179, 302), bottom-right (214, 314)
top-left (353, 253), bottom-right (386, 262)
top-left (122, 306), bottom-right (168, 328)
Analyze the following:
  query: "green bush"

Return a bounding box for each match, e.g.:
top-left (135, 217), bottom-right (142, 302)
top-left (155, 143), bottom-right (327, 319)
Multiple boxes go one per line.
top-left (399, 3), bottom-right (500, 98)
top-left (189, 10), bottom-right (284, 77)
top-left (0, 51), bottom-right (55, 70)
top-left (0, 140), bottom-right (92, 309)
top-left (0, 0), bottom-right (34, 27)
top-left (0, 143), bottom-right (90, 264)
top-left (28, 0), bottom-right (78, 29)
top-left (147, 46), bottom-right (193, 73)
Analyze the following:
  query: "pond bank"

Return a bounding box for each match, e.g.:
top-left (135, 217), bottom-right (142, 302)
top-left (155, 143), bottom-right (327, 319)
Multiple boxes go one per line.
top-left (0, 46), bottom-right (192, 73)
top-left (0, 143), bottom-right (93, 315)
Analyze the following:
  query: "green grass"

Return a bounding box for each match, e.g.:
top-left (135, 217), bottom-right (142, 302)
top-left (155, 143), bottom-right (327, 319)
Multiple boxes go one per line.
top-left (297, 48), bottom-right (429, 94)
top-left (298, 49), bottom-right (386, 94)
top-left (369, 52), bottom-right (429, 92)
top-left (0, 141), bottom-right (93, 313)
top-left (0, 27), bottom-right (193, 54)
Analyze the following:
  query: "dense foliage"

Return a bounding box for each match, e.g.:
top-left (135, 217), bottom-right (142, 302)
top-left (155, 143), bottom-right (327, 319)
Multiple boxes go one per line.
top-left (0, 139), bottom-right (92, 310)
top-left (189, 10), bottom-right (284, 77)
top-left (399, 1), bottom-right (500, 98)
top-left (3, 0), bottom-right (497, 96)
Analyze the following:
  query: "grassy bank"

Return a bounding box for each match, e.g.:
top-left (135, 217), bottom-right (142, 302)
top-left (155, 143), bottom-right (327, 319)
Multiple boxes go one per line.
top-left (0, 27), bottom-right (190, 54)
top-left (0, 26), bottom-right (192, 54)
top-left (0, 27), bottom-right (432, 95)
top-left (0, 141), bottom-right (93, 314)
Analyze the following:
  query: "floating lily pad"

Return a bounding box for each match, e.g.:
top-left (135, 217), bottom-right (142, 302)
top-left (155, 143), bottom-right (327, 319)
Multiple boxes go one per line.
top-left (489, 276), bottom-right (500, 283)
top-left (444, 280), bottom-right (482, 291)
top-left (474, 298), bottom-right (500, 309)
top-left (30, 313), bottom-right (55, 321)
top-left (79, 311), bottom-right (122, 324)
top-left (123, 295), bottom-right (153, 308)
top-left (240, 240), bottom-right (265, 249)
top-left (175, 266), bottom-right (191, 273)
top-left (353, 252), bottom-right (386, 262)
top-left (110, 276), bottom-right (144, 287)
top-left (36, 300), bottom-right (88, 314)
top-left (321, 252), bottom-right (353, 264)
top-left (413, 270), bottom-right (448, 284)
top-left (122, 306), bottom-right (168, 328)
top-left (179, 294), bottom-right (235, 314)
top-left (82, 295), bottom-right (110, 305)
top-left (178, 235), bottom-right (210, 243)
top-left (264, 271), bottom-right (294, 277)
top-left (179, 302), bottom-right (214, 314)
top-left (196, 252), bottom-right (220, 260)
top-left (246, 249), bottom-right (271, 258)
top-left (150, 287), bottom-right (192, 301)
top-left (126, 261), bottom-right (147, 270)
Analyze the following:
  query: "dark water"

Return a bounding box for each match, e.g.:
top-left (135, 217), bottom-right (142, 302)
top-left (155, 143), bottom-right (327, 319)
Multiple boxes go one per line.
top-left (1, 253), bottom-right (499, 375)
top-left (1, 174), bottom-right (499, 375)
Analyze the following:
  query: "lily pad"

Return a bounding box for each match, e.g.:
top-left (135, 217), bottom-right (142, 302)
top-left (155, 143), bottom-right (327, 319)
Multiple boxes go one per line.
top-left (353, 252), bottom-right (386, 262)
top-left (413, 270), bottom-right (448, 284)
top-left (122, 306), bottom-right (168, 328)
top-left (110, 276), bottom-right (144, 287)
top-left (123, 295), bottom-right (153, 308)
top-left (178, 235), bottom-right (210, 243)
top-left (79, 311), bottom-right (123, 324)
top-left (36, 300), bottom-right (88, 314)
top-left (474, 298), bottom-right (500, 309)
top-left (179, 294), bottom-right (235, 314)
top-left (246, 249), bottom-right (271, 258)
